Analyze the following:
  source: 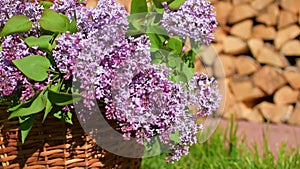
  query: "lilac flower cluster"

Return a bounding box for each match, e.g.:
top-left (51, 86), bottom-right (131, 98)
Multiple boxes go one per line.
top-left (53, 32), bottom-right (84, 80)
top-left (74, 35), bottom-right (150, 118)
top-left (66, 1), bottom-right (220, 162)
top-left (51, 0), bottom-right (128, 41)
top-left (0, 0), bottom-right (44, 36)
top-left (161, 0), bottom-right (218, 45)
top-left (50, 0), bottom-right (83, 19)
top-left (0, 34), bottom-right (46, 102)
top-left (75, 0), bottom-right (129, 41)
top-left (74, 31), bottom-right (220, 162)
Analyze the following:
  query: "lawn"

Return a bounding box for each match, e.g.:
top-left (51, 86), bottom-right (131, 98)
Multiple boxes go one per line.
top-left (141, 119), bottom-right (300, 169)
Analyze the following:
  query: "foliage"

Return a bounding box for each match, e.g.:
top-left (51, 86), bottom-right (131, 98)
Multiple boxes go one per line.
top-left (0, 0), bottom-right (219, 162)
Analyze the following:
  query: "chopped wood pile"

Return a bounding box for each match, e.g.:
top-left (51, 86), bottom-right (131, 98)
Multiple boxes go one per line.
top-left (195, 0), bottom-right (300, 125)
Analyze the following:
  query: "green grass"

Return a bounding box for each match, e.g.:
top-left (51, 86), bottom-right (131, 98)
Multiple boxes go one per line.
top-left (141, 119), bottom-right (300, 169)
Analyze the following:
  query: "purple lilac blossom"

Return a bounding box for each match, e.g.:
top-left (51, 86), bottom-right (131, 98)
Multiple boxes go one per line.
top-left (74, 35), bottom-right (150, 121)
top-left (0, 34), bottom-right (47, 102)
top-left (75, 0), bottom-right (129, 41)
top-left (52, 0), bottom-right (128, 40)
top-left (161, 0), bottom-right (218, 45)
top-left (53, 32), bottom-right (84, 80)
top-left (50, 0), bottom-right (82, 19)
top-left (74, 38), bottom-right (102, 111)
top-left (75, 31), bottom-right (220, 162)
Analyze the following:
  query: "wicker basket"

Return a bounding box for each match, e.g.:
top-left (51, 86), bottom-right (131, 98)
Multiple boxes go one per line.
top-left (0, 105), bottom-right (142, 169)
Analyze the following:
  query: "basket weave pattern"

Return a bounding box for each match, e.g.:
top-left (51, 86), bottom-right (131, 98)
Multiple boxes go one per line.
top-left (0, 106), bottom-right (141, 169)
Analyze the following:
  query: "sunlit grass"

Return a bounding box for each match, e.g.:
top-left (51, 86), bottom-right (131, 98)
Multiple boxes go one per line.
top-left (141, 118), bottom-right (300, 169)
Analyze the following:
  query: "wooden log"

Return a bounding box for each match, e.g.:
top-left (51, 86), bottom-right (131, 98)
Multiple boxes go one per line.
top-left (86, 0), bottom-right (98, 7)
top-left (232, 0), bottom-right (252, 5)
top-left (280, 40), bottom-right (300, 56)
top-left (247, 38), bottom-right (264, 57)
top-left (278, 10), bottom-right (298, 29)
top-left (288, 102), bottom-right (300, 125)
top-left (229, 76), bottom-right (266, 101)
top-left (257, 102), bottom-right (293, 123)
top-left (256, 2), bottom-right (279, 26)
top-left (215, 1), bottom-right (233, 26)
top-left (299, 8), bottom-right (300, 24)
top-left (212, 43), bottom-right (223, 54)
top-left (228, 4), bottom-right (257, 24)
top-left (223, 79), bottom-right (241, 119)
top-left (283, 67), bottom-right (300, 89)
top-left (252, 66), bottom-right (287, 95)
top-left (255, 44), bottom-right (289, 68)
top-left (280, 0), bottom-right (300, 14)
top-left (223, 36), bottom-right (248, 55)
top-left (229, 19), bottom-right (253, 39)
top-left (239, 103), bottom-right (264, 123)
top-left (274, 24), bottom-right (300, 49)
top-left (296, 59), bottom-right (300, 70)
top-left (199, 46), bottom-right (218, 66)
top-left (251, 0), bottom-right (274, 11)
top-left (274, 86), bottom-right (299, 105)
top-left (235, 55), bottom-right (260, 75)
top-left (214, 27), bottom-right (228, 43)
top-left (213, 54), bottom-right (236, 78)
top-left (252, 24), bottom-right (276, 40)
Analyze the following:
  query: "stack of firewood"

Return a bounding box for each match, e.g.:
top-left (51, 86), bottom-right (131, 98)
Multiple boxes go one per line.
top-left (195, 0), bottom-right (300, 125)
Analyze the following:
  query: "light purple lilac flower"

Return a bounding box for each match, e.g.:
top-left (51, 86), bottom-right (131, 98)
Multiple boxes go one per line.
top-left (0, 34), bottom-right (47, 102)
top-left (161, 0), bottom-right (218, 45)
top-left (74, 30), bottom-right (220, 162)
top-left (53, 32), bottom-right (84, 80)
top-left (50, 0), bottom-right (83, 19)
top-left (74, 35), bottom-right (150, 121)
top-left (75, 0), bottom-right (129, 41)
top-left (0, 61), bottom-right (24, 97)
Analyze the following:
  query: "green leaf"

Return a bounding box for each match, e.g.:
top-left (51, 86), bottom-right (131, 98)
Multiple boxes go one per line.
top-left (24, 35), bottom-right (53, 51)
top-left (166, 36), bottom-right (182, 54)
top-left (65, 111), bottom-right (73, 124)
top-left (170, 131), bottom-right (182, 144)
top-left (153, 0), bottom-right (164, 8)
top-left (48, 89), bottom-right (81, 106)
top-left (130, 0), bottom-right (148, 14)
top-left (53, 111), bottom-right (73, 124)
top-left (8, 93), bottom-right (47, 119)
top-left (182, 61), bottom-right (194, 81)
top-left (173, 70), bottom-right (188, 83)
top-left (143, 137), bottom-right (162, 157)
top-left (69, 11), bottom-right (78, 33)
top-left (39, 1), bottom-right (54, 9)
top-left (146, 25), bottom-right (168, 35)
top-left (8, 102), bottom-right (24, 112)
top-left (167, 54), bottom-right (182, 68)
top-left (150, 51), bottom-right (163, 64)
top-left (39, 9), bottom-right (69, 33)
top-left (147, 33), bottom-right (161, 51)
top-left (61, 14), bottom-right (71, 31)
top-left (43, 90), bottom-right (52, 123)
top-left (12, 55), bottom-right (50, 81)
top-left (19, 114), bottom-right (37, 143)
top-left (168, 0), bottom-right (185, 9)
top-left (0, 15), bottom-right (32, 37)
